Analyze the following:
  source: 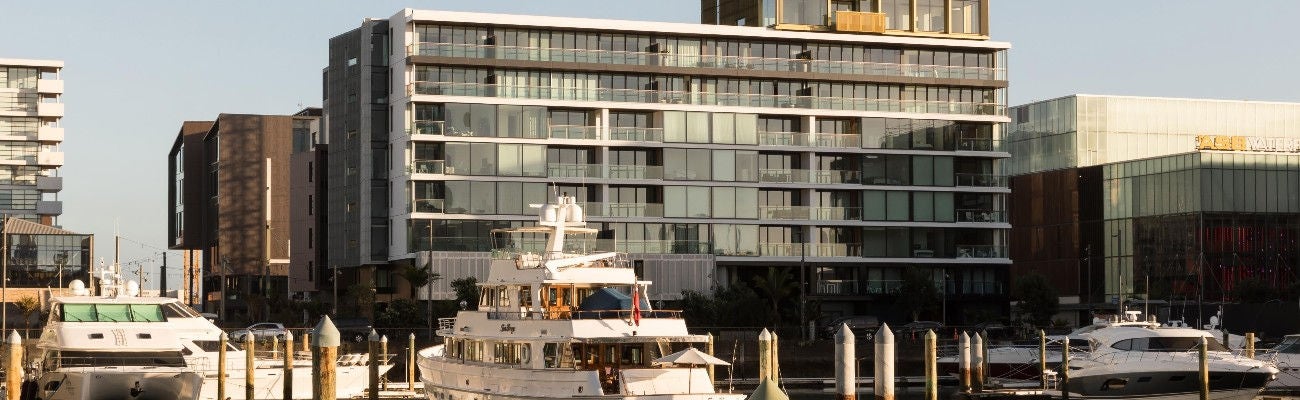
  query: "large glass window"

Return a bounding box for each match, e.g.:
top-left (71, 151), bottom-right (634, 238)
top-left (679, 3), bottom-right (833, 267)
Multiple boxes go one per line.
top-left (686, 112), bottom-right (710, 143)
top-left (713, 150), bottom-right (737, 181)
top-left (951, 0), bottom-right (982, 34)
top-left (882, 0), bottom-right (911, 30)
top-left (915, 0), bottom-right (946, 32)
top-left (781, 0), bottom-right (828, 25)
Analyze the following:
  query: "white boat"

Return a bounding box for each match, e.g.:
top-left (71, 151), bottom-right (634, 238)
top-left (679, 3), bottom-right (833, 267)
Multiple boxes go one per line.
top-left (32, 280), bottom-right (204, 400)
top-left (1049, 323), bottom-right (1276, 400)
top-left (1257, 334), bottom-right (1300, 399)
top-left (937, 312), bottom-right (1157, 380)
top-left (417, 194), bottom-right (745, 400)
top-left (33, 275), bottom-right (393, 399)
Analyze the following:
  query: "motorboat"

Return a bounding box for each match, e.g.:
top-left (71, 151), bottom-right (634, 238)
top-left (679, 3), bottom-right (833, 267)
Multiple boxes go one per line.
top-left (1049, 324), bottom-right (1276, 400)
top-left (416, 194), bottom-right (745, 399)
top-left (32, 280), bottom-right (204, 400)
top-left (1256, 334), bottom-right (1300, 399)
top-left (937, 311), bottom-right (1157, 380)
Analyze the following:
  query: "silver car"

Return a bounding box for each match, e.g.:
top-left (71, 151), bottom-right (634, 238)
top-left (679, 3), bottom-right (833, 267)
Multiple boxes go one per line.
top-left (230, 322), bottom-right (288, 342)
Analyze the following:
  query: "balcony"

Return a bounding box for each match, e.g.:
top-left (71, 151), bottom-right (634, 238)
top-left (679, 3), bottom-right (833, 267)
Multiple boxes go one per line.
top-left (814, 243), bottom-right (861, 257)
top-left (36, 103), bottom-right (63, 117)
top-left (759, 131), bottom-right (808, 146)
top-left (36, 79), bottom-right (64, 94)
top-left (812, 133), bottom-right (861, 148)
top-left (813, 170), bottom-right (862, 184)
top-left (759, 243), bottom-right (807, 257)
top-left (408, 81), bottom-right (1006, 117)
top-left (410, 160), bottom-right (445, 175)
top-left (610, 240), bottom-right (712, 255)
top-left (833, 11), bottom-right (886, 34)
top-left (958, 137), bottom-right (1002, 152)
top-left (583, 202), bottom-right (664, 218)
top-left (412, 198), bottom-right (444, 213)
top-left (759, 168), bottom-right (811, 183)
top-left (955, 173), bottom-right (1007, 188)
top-left (409, 120), bottom-right (445, 137)
top-left (36, 200), bottom-right (62, 215)
top-left (37, 151), bottom-right (64, 166)
top-left (548, 125), bottom-right (599, 140)
top-left (956, 209), bottom-right (1006, 223)
top-left (408, 42), bottom-right (1005, 81)
top-left (608, 127), bottom-right (664, 142)
top-left (547, 163), bottom-right (603, 179)
top-left (607, 165), bottom-right (663, 180)
top-left (815, 279), bottom-right (860, 296)
top-left (35, 176), bottom-right (62, 193)
top-left (956, 245), bottom-right (1008, 259)
top-left (37, 126), bottom-right (63, 142)
top-left (759, 206), bottom-right (861, 220)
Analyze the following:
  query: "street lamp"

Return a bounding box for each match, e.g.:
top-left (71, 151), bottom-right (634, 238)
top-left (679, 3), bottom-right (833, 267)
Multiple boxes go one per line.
top-left (1112, 229), bottom-right (1124, 315)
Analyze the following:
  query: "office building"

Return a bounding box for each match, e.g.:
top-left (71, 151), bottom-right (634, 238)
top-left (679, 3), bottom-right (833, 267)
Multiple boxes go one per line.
top-left (0, 217), bottom-right (93, 331)
top-left (1006, 95), bottom-right (1300, 324)
top-left (325, 1), bottom-right (1010, 322)
top-left (167, 110), bottom-right (321, 321)
top-left (0, 58), bottom-right (65, 225)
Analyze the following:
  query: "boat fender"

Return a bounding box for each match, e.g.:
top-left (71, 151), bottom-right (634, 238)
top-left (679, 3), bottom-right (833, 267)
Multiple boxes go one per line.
top-left (521, 350), bottom-right (531, 364)
top-left (515, 257), bottom-right (524, 269)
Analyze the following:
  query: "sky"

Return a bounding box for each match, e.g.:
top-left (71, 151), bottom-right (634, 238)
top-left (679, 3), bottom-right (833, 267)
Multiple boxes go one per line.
top-left (2, 1), bottom-right (1299, 290)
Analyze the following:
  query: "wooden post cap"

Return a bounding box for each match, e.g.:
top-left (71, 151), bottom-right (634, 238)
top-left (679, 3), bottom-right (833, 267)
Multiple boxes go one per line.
top-left (7, 330), bottom-right (20, 344)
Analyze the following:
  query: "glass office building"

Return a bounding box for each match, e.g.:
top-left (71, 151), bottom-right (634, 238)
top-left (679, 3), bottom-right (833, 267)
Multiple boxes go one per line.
top-left (0, 58), bottom-right (65, 226)
top-left (1007, 95), bottom-right (1300, 323)
top-left (325, 4), bottom-right (1011, 322)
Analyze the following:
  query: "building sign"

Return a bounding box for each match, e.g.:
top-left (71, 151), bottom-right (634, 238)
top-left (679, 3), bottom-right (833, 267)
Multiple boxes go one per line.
top-left (1196, 135), bottom-right (1300, 153)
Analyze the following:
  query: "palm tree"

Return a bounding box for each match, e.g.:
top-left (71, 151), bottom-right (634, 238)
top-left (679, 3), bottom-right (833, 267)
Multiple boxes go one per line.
top-left (401, 263), bottom-right (440, 299)
top-left (15, 295), bottom-right (41, 331)
top-left (751, 267), bottom-right (798, 325)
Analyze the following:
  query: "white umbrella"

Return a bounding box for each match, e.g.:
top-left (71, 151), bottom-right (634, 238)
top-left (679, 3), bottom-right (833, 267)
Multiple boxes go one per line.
top-left (652, 347), bottom-right (730, 393)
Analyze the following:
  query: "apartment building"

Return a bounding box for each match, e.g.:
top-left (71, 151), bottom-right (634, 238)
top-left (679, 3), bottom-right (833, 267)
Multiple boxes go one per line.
top-left (1007, 95), bottom-right (1300, 325)
top-left (167, 109), bottom-right (321, 322)
top-left (325, 0), bottom-right (1010, 323)
top-left (0, 58), bottom-right (65, 225)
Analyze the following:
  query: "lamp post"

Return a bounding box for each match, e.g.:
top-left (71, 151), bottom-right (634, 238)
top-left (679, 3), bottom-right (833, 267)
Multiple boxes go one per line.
top-left (942, 272), bottom-right (949, 326)
top-left (1112, 229), bottom-right (1123, 315)
top-left (331, 265), bottom-right (339, 316)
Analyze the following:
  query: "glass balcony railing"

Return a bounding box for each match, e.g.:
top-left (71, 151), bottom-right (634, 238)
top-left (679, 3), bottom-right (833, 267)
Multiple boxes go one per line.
top-left (812, 133), bottom-right (861, 148)
top-left (957, 137), bottom-right (1002, 152)
top-left (955, 173), bottom-right (1008, 188)
top-left (956, 245), bottom-right (1008, 259)
top-left (813, 170), bottom-right (862, 184)
top-left (759, 243), bottom-right (807, 257)
top-left (956, 209), bottom-right (1006, 223)
top-left (815, 279), bottom-right (859, 295)
top-left (611, 240), bottom-right (712, 255)
top-left (409, 120), bottom-right (445, 136)
top-left (408, 42), bottom-right (1007, 81)
top-left (583, 202), bottom-right (665, 218)
top-left (409, 159), bottom-right (446, 175)
top-left (608, 126), bottom-right (664, 142)
top-left (548, 125), bottom-right (599, 140)
top-left (759, 168), bottom-right (811, 183)
top-left (412, 198), bottom-right (444, 213)
top-left (759, 131), bottom-right (809, 146)
top-left (547, 163), bottom-right (603, 178)
top-left (814, 243), bottom-right (862, 257)
top-left (758, 206), bottom-right (861, 220)
top-left (409, 81), bottom-right (1005, 116)
top-left (607, 164), bottom-right (664, 180)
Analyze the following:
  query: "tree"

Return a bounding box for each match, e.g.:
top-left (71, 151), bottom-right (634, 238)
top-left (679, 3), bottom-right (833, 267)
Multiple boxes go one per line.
top-left (451, 277), bottom-right (479, 310)
top-left (346, 283), bottom-right (377, 317)
top-left (15, 295), bottom-right (40, 330)
top-left (680, 284), bottom-right (770, 327)
top-left (750, 267), bottom-right (798, 325)
top-left (895, 268), bottom-right (940, 321)
top-left (1013, 273), bottom-right (1059, 327)
top-left (401, 263), bottom-right (440, 298)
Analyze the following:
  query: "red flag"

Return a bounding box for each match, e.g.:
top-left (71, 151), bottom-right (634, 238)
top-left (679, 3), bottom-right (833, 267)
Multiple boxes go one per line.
top-left (631, 283), bottom-right (641, 326)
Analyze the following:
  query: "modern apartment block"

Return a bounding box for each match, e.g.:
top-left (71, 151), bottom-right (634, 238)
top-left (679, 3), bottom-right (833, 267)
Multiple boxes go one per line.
top-left (325, 1), bottom-right (1010, 323)
top-left (289, 109), bottom-right (327, 296)
top-left (167, 110), bottom-right (321, 322)
top-left (0, 58), bottom-right (66, 225)
top-left (1006, 95), bottom-right (1300, 325)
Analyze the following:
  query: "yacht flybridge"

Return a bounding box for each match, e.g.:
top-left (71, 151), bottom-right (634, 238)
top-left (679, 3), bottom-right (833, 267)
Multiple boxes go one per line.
top-left (417, 195), bottom-right (744, 399)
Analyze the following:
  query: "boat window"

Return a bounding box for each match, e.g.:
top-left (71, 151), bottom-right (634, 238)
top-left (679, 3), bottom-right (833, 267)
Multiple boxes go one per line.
top-left (1111, 336), bottom-right (1228, 352)
top-left (60, 303), bottom-right (166, 322)
top-left (621, 344), bottom-right (643, 366)
top-left (162, 303), bottom-right (201, 318)
top-left (1102, 378), bottom-right (1127, 390)
top-left (544, 343), bottom-right (561, 368)
top-left (192, 340), bottom-right (225, 352)
top-left (57, 350), bottom-right (186, 367)
top-left (498, 287), bottom-right (510, 307)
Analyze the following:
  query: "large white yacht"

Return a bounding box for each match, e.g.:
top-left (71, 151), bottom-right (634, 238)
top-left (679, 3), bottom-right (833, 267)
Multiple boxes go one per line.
top-left (33, 280), bottom-right (205, 400)
top-left (1051, 323), bottom-right (1276, 400)
top-left (417, 195), bottom-right (744, 399)
top-left (33, 274), bottom-right (392, 399)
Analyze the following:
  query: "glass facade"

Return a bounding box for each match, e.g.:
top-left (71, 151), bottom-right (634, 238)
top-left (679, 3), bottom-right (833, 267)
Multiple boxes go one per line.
top-left (4, 231), bottom-right (93, 288)
top-left (1008, 95), bottom-right (1300, 312)
top-left (0, 61), bottom-right (63, 225)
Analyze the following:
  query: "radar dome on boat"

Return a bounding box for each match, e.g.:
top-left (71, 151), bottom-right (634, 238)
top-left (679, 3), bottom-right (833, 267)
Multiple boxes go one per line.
top-left (126, 280), bottom-right (140, 297)
top-left (567, 202), bottom-right (584, 223)
top-left (69, 279), bottom-right (88, 296)
top-left (540, 204), bottom-right (557, 222)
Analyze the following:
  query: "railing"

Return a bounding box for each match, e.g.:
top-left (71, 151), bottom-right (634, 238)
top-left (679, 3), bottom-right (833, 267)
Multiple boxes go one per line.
top-left (956, 209), bottom-right (1006, 223)
top-left (955, 173), bottom-right (1007, 188)
top-left (614, 240), bottom-right (712, 255)
top-left (607, 164), bottom-right (663, 180)
top-left (759, 131), bottom-right (809, 146)
top-left (813, 170), bottom-right (862, 184)
top-left (814, 243), bottom-right (861, 257)
top-left (958, 137), bottom-right (1001, 152)
top-left (956, 245), bottom-right (1008, 259)
top-left (548, 125), bottom-right (599, 140)
top-left (485, 309), bottom-right (684, 321)
top-left (409, 120), bottom-right (445, 136)
top-left (812, 133), bottom-right (861, 148)
top-left (759, 205), bottom-right (861, 220)
top-left (407, 42), bottom-right (1007, 81)
top-left (863, 280), bottom-right (904, 295)
top-left (759, 168), bottom-right (811, 183)
top-left (608, 127), bottom-right (664, 142)
top-left (409, 81), bottom-right (1005, 116)
top-left (410, 159), bottom-right (446, 175)
top-left (547, 163), bottom-right (604, 178)
top-left (815, 279), bottom-right (859, 295)
top-left (413, 198), bottom-right (445, 213)
top-left (437, 317), bottom-right (456, 335)
top-left (584, 202), bottom-right (664, 218)
top-left (759, 243), bottom-right (807, 256)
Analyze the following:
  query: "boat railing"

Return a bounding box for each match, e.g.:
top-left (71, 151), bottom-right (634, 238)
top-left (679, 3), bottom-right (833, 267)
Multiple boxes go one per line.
top-left (437, 317), bottom-right (456, 335)
top-left (485, 309), bottom-right (683, 321)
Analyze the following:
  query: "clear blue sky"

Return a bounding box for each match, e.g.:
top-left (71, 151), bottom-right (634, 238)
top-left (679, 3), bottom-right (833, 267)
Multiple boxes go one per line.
top-left (2, 1), bottom-right (1298, 289)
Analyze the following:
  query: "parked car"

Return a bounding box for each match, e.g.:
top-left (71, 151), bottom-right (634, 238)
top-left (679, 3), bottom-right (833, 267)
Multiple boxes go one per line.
top-left (819, 315), bottom-right (880, 339)
top-left (972, 321), bottom-right (1012, 340)
top-left (230, 322), bottom-right (288, 342)
top-left (333, 318), bottom-right (375, 343)
top-left (895, 320), bottom-right (944, 336)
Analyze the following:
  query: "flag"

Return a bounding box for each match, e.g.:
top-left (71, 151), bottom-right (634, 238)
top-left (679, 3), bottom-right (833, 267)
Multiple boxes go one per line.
top-left (631, 283), bottom-right (641, 326)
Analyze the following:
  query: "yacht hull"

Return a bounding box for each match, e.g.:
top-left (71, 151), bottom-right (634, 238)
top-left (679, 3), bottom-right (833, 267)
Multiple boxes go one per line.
top-left (1058, 370), bottom-right (1272, 400)
top-left (196, 363), bottom-right (393, 400)
top-left (34, 369), bottom-right (203, 400)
